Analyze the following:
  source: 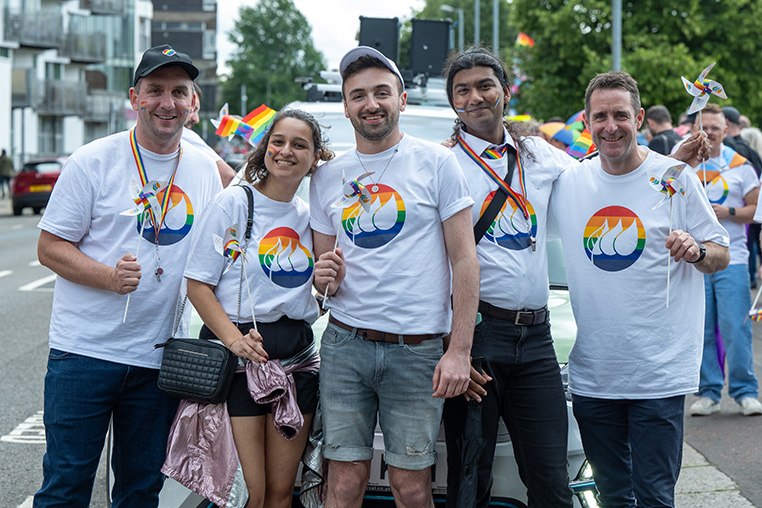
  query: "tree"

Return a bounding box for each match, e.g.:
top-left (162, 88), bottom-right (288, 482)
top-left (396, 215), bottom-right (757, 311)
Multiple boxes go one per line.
top-left (220, 0), bottom-right (326, 113)
top-left (510, 0), bottom-right (762, 124)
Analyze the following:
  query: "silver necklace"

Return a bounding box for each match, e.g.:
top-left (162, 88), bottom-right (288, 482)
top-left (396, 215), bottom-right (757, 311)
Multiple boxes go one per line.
top-left (355, 140), bottom-right (401, 193)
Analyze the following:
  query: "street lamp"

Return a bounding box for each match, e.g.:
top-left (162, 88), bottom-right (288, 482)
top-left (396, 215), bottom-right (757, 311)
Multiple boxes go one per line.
top-left (441, 5), bottom-right (464, 50)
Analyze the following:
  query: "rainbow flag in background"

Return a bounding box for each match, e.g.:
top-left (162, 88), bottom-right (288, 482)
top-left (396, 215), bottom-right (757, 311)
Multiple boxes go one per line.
top-left (516, 32), bottom-right (535, 48)
top-left (214, 104), bottom-right (277, 146)
top-left (566, 128), bottom-right (596, 159)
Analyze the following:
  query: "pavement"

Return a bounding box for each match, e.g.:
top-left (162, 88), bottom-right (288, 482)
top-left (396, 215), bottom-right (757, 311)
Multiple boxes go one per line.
top-left (0, 194), bottom-right (758, 507)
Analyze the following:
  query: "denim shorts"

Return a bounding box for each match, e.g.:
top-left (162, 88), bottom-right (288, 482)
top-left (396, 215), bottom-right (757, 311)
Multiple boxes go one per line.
top-left (319, 322), bottom-right (444, 470)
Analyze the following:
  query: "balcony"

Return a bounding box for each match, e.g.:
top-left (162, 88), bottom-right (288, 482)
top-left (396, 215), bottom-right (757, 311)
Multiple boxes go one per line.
top-left (36, 79), bottom-right (88, 116)
top-left (85, 90), bottom-right (125, 122)
top-left (79, 0), bottom-right (125, 16)
top-left (60, 13), bottom-right (107, 64)
top-left (4, 8), bottom-right (63, 50)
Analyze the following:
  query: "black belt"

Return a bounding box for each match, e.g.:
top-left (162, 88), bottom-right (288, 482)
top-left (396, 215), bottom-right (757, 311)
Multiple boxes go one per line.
top-left (328, 315), bottom-right (441, 345)
top-left (478, 301), bottom-right (548, 326)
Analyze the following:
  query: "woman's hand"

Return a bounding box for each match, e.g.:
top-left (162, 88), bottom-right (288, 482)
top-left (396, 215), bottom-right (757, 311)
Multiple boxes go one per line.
top-left (229, 328), bottom-right (268, 363)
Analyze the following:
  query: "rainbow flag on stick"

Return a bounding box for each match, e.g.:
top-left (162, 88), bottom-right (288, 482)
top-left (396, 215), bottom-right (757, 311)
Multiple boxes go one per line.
top-left (516, 32), bottom-right (535, 48)
top-left (211, 103), bottom-right (277, 147)
top-left (566, 128), bottom-right (596, 159)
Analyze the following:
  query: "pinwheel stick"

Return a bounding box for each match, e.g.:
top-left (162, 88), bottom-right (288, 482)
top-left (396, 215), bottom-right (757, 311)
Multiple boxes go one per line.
top-left (321, 221), bottom-right (342, 310)
top-left (123, 211), bottom-right (148, 323)
top-left (241, 262), bottom-right (258, 332)
top-left (699, 112), bottom-right (708, 190)
top-left (751, 284), bottom-right (762, 314)
top-left (666, 200), bottom-right (673, 308)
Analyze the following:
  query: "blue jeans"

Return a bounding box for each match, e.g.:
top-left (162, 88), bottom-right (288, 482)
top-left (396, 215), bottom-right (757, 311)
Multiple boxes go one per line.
top-left (319, 322), bottom-right (444, 470)
top-left (572, 395), bottom-right (685, 508)
top-left (443, 316), bottom-right (572, 508)
top-left (34, 349), bottom-right (179, 508)
top-left (700, 264), bottom-right (759, 402)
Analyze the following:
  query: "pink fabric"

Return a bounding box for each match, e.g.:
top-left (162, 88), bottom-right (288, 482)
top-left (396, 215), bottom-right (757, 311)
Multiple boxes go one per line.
top-left (246, 354), bottom-right (320, 439)
top-left (161, 400), bottom-right (239, 507)
top-left (162, 352), bottom-right (320, 505)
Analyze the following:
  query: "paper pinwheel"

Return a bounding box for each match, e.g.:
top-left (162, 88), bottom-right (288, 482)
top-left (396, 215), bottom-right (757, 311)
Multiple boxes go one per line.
top-left (211, 103), bottom-right (276, 147)
top-left (649, 164), bottom-right (686, 210)
top-left (331, 171), bottom-right (374, 213)
top-left (749, 308), bottom-right (762, 322)
top-left (121, 179), bottom-right (168, 323)
top-left (214, 224), bottom-right (258, 328)
top-left (649, 164), bottom-right (687, 308)
top-left (681, 62), bottom-right (727, 115)
top-left (213, 224), bottom-right (247, 273)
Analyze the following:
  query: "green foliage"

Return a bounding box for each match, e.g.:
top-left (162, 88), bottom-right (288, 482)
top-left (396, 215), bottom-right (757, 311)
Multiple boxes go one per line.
top-left (510, 0), bottom-right (762, 124)
top-left (220, 0), bottom-right (326, 113)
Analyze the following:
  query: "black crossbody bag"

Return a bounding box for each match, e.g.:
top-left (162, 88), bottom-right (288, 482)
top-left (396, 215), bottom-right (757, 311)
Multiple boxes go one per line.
top-left (155, 185), bottom-right (255, 404)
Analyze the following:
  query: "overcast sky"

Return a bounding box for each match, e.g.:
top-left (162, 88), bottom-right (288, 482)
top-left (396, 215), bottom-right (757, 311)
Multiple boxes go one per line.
top-left (216, 0), bottom-right (426, 73)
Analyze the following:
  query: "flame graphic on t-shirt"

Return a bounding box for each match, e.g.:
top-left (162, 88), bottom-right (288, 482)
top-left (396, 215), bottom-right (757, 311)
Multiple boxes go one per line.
top-left (258, 227), bottom-right (313, 288)
top-left (341, 184), bottom-right (405, 249)
top-left (583, 206), bottom-right (645, 271)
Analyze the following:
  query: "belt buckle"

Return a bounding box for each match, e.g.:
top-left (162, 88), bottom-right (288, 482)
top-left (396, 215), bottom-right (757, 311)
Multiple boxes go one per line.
top-left (514, 311), bottom-right (525, 326)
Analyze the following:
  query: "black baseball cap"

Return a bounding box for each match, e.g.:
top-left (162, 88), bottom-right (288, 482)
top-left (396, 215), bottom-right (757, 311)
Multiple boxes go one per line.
top-left (133, 45), bottom-right (199, 87)
top-left (722, 106), bottom-right (741, 125)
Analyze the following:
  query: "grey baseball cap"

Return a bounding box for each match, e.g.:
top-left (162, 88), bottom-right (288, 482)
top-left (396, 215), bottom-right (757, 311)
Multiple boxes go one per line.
top-left (339, 46), bottom-right (405, 90)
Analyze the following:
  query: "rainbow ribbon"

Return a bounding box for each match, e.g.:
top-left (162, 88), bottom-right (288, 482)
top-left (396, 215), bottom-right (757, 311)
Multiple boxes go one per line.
top-left (456, 134), bottom-right (532, 242)
top-left (130, 128), bottom-right (181, 239)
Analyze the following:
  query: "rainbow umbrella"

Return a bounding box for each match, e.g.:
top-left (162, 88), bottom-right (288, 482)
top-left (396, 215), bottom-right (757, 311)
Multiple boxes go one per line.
top-left (565, 109), bottom-right (585, 132)
top-left (539, 122), bottom-right (566, 139)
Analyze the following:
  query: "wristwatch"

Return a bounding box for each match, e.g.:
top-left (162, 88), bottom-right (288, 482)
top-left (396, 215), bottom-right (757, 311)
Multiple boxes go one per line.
top-left (688, 243), bottom-right (707, 264)
top-left (729, 207), bottom-right (736, 216)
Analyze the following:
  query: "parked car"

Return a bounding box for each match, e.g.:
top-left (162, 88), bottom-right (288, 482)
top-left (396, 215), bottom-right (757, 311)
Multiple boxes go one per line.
top-left (108, 99), bottom-right (598, 508)
top-left (10, 156), bottom-right (66, 216)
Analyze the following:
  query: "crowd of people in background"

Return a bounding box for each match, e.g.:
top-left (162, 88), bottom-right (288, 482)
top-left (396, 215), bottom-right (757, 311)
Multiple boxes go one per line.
top-left (27, 41), bottom-right (762, 508)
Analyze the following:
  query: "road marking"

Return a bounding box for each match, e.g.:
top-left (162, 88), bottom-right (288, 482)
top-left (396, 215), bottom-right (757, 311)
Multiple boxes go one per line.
top-left (1, 411), bottom-right (45, 444)
top-left (0, 270), bottom-right (11, 278)
top-left (28, 260), bottom-right (40, 267)
top-left (17, 496), bottom-right (33, 508)
top-left (19, 274), bottom-right (56, 292)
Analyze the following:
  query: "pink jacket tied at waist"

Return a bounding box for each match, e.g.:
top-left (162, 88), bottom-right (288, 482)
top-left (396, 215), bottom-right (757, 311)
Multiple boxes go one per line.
top-left (162, 346), bottom-right (319, 507)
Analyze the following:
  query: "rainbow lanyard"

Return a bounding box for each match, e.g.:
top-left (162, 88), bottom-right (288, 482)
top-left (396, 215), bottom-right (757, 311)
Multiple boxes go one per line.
top-left (457, 133), bottom-right (535, 251)
top-left (129, 128), bottom-right (181, 239)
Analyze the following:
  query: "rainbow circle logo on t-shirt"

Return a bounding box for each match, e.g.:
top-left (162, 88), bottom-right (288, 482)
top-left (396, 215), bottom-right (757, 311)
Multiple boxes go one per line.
top-left (136, 184), bottom-right (193, 245)
top-left (583, 206), bottom-right (645, 272)
top-left (341, 184), bottom-right (405, 248)
top-left (695, 169), bottom-right (729, 204)
top-left (258, 227), bottom-right (314, 288)
top-left (480, 191), bottom-right (537, 250)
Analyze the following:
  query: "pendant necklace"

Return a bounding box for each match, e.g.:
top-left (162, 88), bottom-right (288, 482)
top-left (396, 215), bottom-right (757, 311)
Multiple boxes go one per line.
top-left (356, 138), bottom-right (402, 193)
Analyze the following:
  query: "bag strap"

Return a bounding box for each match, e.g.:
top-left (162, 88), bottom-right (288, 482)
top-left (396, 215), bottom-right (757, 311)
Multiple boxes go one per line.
top-left (236, 184), bottom-right (255, 325)
top-left (473, 148), bottom-right (516, 245)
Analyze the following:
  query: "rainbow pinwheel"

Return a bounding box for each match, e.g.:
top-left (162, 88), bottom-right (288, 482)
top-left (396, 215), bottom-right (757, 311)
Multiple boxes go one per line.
top-left (649, 164), bottom-right (687, 308)
top-left (211, 103), bottom-right (277, 147)
top-left (120, 179), bottom-right (167, 222)
top-left (121, 178), bottom-right (168, 323)
top-left (749, 308), bottom-right (762, 322)
top-left (331, 171), bottom-right (374, 212)
top-left (649, 164), bottom-right (686, 210)
top-left (213, 224), bottom-right (247, 273)
top-left (681, 62), bottom-right (727, 115)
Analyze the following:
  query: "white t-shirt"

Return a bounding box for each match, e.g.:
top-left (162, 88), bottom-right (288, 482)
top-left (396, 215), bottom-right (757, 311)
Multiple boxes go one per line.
top-left (182, 127), bottom-right (223, 163)
top-left (310, 134), bottom-right (473, 334)
top-left (452, 129), bottom-right (575, 310)
top-left (550, 150), bottom-right (729, 399)
top-left (39, 131), bottom-right (223, 369)
top-left (184, 182), bottom-right (319, 325)
top-left (692, 144), bottom-right (758, 265)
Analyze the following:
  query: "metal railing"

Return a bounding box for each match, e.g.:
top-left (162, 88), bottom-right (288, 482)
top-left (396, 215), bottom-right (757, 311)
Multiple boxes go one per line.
top-left (36, 80), bottom-right (88, 116)
top-left (3, 7), bottom-right (63, 49)
top-left (79, 0), bottom-right (125, 16)
top-left (61, 31), bottom-right (107, 63)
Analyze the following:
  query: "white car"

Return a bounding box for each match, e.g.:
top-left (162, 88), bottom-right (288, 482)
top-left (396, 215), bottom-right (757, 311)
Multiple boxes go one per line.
top-left (109, 99), bottom-right (598, 508)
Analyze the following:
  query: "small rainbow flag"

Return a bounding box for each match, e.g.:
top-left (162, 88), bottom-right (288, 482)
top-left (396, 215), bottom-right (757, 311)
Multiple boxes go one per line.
top-left (516, 32), bottom-right (535, 48)
top-left (214, 104), bottom-right (276, 146)
top-left (566, 128), bottom-right (596, 159)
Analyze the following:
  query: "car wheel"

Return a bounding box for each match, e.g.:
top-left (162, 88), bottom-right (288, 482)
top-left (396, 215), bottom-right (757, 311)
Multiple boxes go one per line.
top-left (12, 205), bottom-right (22, 216)
top-left (33, 207), bottom-right (42, 215)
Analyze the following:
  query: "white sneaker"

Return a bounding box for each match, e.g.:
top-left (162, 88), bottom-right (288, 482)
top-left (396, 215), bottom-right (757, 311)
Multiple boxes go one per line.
top-left (739, 397), bottom-right (762, 416)
top-left (690, 396), bottom-right (720, 416)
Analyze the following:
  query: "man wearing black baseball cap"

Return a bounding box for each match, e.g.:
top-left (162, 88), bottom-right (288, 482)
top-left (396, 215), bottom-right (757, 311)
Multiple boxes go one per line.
top-left (33, 45), bottom-right (221, 508)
